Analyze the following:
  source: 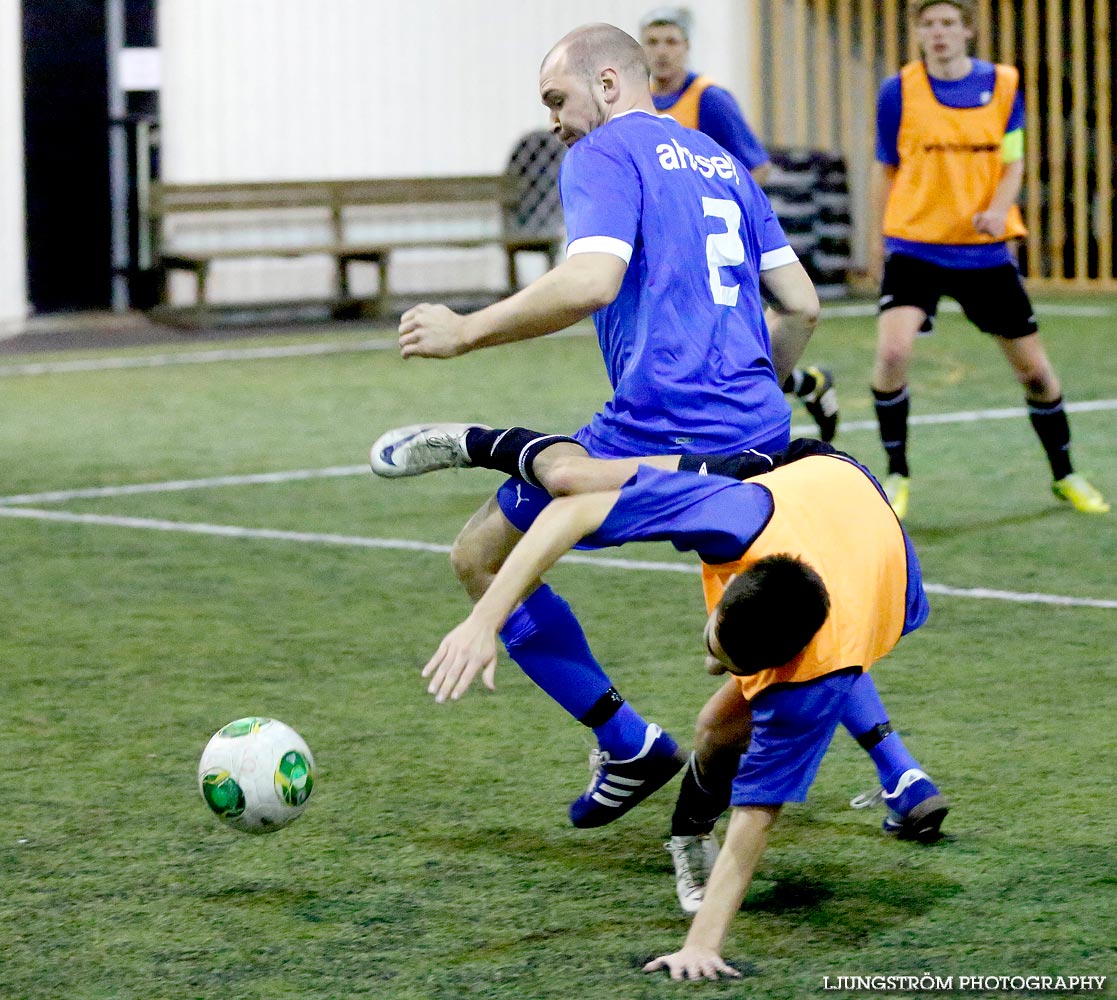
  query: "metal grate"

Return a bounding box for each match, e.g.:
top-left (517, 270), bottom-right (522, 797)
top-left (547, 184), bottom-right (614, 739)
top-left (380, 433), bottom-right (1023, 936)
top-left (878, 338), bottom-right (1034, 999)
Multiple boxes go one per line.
top-left (503, 130), bottom-right (566, 239)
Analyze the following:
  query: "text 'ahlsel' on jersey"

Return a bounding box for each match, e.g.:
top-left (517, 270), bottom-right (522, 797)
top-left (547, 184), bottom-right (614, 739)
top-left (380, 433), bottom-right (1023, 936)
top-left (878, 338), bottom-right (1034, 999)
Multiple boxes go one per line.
top-left (656, 139), bottom-right (741, 183)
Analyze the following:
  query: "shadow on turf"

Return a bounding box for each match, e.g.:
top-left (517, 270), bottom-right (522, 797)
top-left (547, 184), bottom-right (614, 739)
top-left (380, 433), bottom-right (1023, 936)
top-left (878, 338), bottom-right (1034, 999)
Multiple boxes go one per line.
top-left (908, 505), bottom-right (1062, 539)
top-left (744, 860), bottom-right (962, 944)
top-left (421, 823), bottom-right (962, 947)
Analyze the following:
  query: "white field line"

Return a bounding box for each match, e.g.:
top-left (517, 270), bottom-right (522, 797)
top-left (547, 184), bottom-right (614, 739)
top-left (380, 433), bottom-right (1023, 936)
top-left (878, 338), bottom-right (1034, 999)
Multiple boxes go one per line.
top-left (0, 326), bottom-right (591, 378)
top-left (2, 505), bottom-right (1114, 610)
top-left (791, 397), bottom-right (1117, 435)
top-left (0, 337), bottom-right (399, 377)
top-left (4, 400), bottom-right (1113, 508)
top-left (0, 465), bottom-right (370, 506)
top-left (820, 301), bottom-right (1117, 319)
top-left (3, 300), bottom-right (1114, 377)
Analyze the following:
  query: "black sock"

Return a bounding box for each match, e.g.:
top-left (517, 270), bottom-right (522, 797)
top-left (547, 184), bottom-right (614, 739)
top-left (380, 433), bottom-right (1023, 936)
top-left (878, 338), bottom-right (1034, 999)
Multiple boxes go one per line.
top-left (670, 753), bottom-right (733, 837)
top-left (678, 450), bottom-right (775, 481)
top-left (781, 369), bottom-right (816, 397)
top-left (463, 427), bottom-right (580, 488)
top-left (872, 386), bottom-right (910, 477)
top-left (577, 686), bottom-right (624, 728)
top-left (1027, 396), bottom-right (1073, 480)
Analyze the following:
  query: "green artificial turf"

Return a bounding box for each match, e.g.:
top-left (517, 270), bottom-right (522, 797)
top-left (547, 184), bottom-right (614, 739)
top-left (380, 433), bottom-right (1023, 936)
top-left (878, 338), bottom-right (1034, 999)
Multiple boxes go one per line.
top-left (2, 304), bottom-right (1115, 998)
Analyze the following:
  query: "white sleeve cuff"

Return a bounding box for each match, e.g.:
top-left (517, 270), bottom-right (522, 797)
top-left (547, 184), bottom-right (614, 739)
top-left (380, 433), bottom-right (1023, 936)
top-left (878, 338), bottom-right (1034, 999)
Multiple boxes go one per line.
top-left (566, 235), bottom-right (633, 264)
top-left (759, 245), bottom-right (799, 271)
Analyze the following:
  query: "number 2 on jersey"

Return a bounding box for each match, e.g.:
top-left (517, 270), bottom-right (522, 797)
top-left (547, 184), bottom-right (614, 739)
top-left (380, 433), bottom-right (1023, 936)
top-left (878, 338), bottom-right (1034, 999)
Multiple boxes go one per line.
top-left (702, 197), bottom-right (743, 307)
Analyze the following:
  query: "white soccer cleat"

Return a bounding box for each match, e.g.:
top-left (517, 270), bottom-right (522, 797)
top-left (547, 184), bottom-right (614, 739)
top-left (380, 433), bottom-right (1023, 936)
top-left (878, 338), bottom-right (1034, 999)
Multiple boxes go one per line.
top-left (369, 423), bottom-right (487, 478)
top-left (665, 832), bottom-right (720, 915)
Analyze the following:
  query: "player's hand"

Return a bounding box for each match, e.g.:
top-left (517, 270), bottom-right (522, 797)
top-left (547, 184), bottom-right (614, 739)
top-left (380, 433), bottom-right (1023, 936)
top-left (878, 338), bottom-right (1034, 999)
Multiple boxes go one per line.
top-left (643, 947), bottom-right (742, 981)
top-left (421, 616), bottom-right (498, 702)
top-left (972, 209), bottom-right (1009, 238)
top-left (851, 256), bottom-right (883, 292)
top-left (398, 303), bottom-right (469, 359)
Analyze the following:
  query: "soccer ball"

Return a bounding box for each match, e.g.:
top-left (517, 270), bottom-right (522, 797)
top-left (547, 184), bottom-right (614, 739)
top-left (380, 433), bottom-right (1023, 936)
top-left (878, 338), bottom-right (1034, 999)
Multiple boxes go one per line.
top-left (197, 717), bottom-right (315, 834)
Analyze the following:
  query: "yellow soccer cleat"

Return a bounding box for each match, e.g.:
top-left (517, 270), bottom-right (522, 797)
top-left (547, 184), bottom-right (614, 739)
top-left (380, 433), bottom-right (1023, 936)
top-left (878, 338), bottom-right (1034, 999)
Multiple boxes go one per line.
top-left (1052, 473), bottom-right (1110, 514)
top-left (883, 473), bottom-right (910, 520)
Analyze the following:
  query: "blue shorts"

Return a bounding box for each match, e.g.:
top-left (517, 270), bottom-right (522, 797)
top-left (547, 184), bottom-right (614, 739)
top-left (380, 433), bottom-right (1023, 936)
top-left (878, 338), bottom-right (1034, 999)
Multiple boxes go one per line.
top-left (730, 668), bottom-right (861, 806)
top-left (496, 425), bottom-right (793, 534)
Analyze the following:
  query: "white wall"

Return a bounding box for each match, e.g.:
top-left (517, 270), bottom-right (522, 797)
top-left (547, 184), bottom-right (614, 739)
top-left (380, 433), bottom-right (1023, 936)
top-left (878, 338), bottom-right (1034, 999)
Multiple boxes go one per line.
top-left (156, 0), bottom-right (760, 303)
top-left (0, 0), bottom-right (27, 329)
top-left (159, 0), bottom-right (757, 181)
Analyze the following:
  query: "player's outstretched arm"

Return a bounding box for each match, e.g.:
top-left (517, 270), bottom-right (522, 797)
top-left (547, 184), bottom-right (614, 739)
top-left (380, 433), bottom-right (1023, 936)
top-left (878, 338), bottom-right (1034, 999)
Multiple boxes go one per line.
top-left (760, 259), bottom-right (820, 384)
top-left (644, 804), bottom-right (780, 981)
top-left (421, 490), bottom-right (620, 702)
top-left (398, 252), bottom-right (626, 359)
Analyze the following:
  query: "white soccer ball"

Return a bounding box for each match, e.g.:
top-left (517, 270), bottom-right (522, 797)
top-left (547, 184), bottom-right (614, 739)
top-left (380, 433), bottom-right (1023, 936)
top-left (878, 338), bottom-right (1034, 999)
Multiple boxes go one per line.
top-left (197, 717), bottom-right (315, 834)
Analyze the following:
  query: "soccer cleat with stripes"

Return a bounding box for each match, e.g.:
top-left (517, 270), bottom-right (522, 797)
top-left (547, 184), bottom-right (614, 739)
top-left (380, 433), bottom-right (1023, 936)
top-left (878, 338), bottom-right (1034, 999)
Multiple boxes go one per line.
top-left (852, 767), bottom-right (949, 843)
top-left (799, 366), bottom-right (840, 443)
top-left (883, 473), bottom-right (910, 520)
top-left (369, 423), bottom-right (487, 478)
top-left (568, 724), bottom-right (687, 829)
top-left (1052, 473), bottom-right (1110, 514)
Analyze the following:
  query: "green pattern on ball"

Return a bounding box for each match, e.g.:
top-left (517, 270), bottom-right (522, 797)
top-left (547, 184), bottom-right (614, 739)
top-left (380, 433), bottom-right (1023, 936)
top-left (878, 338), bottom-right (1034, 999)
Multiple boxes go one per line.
top-left (201, 770), bottom-right (246, 818)
top-left (218, 717), bottom-right (270, 738)
top-left (275, 750), bottom-right (313, 806)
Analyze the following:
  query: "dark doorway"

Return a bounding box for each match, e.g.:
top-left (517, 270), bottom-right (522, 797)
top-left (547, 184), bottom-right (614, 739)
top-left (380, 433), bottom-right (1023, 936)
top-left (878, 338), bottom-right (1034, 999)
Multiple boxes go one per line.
top-left (22, 0), bottom-right (112, 313)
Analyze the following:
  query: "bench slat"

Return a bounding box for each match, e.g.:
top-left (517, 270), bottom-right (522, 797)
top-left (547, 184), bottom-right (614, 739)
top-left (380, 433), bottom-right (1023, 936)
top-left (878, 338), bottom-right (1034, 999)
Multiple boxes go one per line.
top-left (152, 173), bottom-right (564, 314)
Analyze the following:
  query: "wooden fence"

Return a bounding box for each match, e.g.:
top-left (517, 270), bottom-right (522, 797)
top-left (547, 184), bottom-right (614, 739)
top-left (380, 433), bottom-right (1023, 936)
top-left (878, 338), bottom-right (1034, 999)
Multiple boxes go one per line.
top-left (748, 0), bottom-right (1115, 290)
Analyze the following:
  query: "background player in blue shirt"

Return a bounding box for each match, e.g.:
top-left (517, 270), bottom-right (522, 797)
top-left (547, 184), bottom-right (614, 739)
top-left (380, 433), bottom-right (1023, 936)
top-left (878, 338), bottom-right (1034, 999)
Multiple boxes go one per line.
top-left (640, 4), bottom-right (840, 442)
top-left (377, 23), bottom-right (934, 841)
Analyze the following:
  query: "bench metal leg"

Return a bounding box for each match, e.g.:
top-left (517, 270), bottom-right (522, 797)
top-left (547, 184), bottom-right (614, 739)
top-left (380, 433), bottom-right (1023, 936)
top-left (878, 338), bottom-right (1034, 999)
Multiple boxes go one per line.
top-left (196, 263), bottom-right (210, 307)
top-left (337, 256), bottom-right (350, 302)
top-left (376, 254), bottom-right (390, 317)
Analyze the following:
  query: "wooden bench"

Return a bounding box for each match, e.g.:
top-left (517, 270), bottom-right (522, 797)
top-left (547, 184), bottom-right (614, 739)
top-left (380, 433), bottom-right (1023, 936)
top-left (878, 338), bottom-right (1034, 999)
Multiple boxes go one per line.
top-left (150, 171), bottom-right (565, 316)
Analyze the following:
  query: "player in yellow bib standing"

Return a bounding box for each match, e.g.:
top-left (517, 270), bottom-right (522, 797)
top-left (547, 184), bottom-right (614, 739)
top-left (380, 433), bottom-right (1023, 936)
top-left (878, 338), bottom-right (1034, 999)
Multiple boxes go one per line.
top-left (867, 0), bottom-right (1108, 517)
top-left (640, 5), bottom-right (841, 443)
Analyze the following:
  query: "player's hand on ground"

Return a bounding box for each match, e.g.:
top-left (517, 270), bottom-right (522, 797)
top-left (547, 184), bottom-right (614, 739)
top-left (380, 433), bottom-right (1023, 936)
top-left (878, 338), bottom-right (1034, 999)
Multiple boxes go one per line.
top-left (399, 303), bottom-right (469, 359)
top-left (643, 947), bottom-right (742, 981)
top-left (421, 617), bottom-right (498, 702)
top-left (972, 209), bottom-right (1008, 238)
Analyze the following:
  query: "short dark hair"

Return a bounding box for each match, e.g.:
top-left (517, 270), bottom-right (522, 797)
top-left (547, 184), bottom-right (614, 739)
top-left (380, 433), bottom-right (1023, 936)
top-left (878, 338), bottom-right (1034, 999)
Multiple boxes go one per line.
top-left (714, 555), bottom-right (830, 675)
top-left (911, 0), bottom-right (975, 26)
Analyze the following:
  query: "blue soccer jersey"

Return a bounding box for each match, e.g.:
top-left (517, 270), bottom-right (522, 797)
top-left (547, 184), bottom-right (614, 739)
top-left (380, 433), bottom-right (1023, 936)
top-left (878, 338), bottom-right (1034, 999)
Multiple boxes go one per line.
top-left (559, 110), bottom-right (796, 459)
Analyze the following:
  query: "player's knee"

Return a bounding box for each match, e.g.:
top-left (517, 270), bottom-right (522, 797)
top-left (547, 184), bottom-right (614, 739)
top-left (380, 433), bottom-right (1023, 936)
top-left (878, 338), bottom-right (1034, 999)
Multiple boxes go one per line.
top-left (449, 530), bottom-right (499, 599)
top-left (875, 340), bottom-right (912, 377)
top-left (693, 703), bottom-right (751, 759)
top-left (531, 443), bottom-right (592, 497)
top-left (1018, 366), bottom-right (1056, 398)
top-left (538, 454), bottom-right (584, 497)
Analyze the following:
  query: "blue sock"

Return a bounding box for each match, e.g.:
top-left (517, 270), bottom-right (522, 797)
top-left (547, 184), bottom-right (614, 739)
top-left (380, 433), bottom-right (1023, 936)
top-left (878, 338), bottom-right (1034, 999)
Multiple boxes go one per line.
top-left (591, 701), bottom-right (649, 758)
top-left (841, 673), bottom-right (921, 787)
top-left (500, 585), bottom-right (649, 756)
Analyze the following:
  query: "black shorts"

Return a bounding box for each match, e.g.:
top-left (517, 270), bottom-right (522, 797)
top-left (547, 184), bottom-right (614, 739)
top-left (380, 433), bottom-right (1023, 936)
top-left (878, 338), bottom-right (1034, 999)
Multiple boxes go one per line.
top-left (880, 252), bottom-right (1038, 339)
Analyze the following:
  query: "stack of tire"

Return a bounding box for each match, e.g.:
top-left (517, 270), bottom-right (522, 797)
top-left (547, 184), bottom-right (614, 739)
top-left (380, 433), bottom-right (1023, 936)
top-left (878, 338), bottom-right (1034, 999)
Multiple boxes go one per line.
top-left (765, 150), bottom-right (852, 300)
